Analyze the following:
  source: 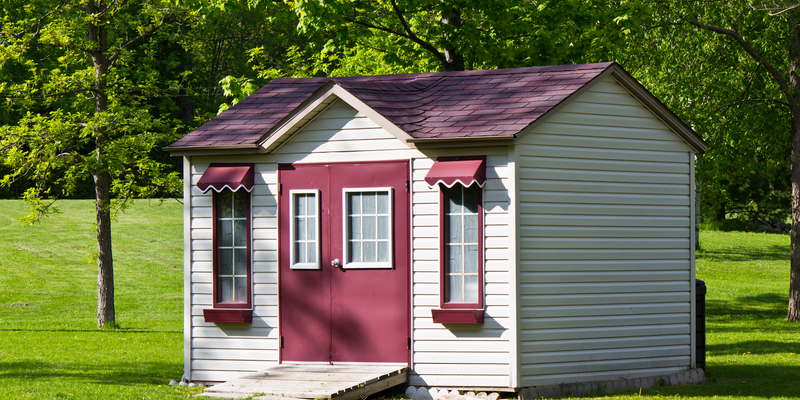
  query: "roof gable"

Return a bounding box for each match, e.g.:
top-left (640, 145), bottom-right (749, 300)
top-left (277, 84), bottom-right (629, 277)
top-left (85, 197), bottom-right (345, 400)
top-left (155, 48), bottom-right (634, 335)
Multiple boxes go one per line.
top-left (168, 62), bottom-right (706, 154)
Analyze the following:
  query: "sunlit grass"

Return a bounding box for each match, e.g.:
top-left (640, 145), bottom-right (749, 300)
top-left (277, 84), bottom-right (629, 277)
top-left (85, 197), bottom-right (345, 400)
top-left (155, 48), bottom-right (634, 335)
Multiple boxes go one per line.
top-left (0, 199), bottom-right (200, 399)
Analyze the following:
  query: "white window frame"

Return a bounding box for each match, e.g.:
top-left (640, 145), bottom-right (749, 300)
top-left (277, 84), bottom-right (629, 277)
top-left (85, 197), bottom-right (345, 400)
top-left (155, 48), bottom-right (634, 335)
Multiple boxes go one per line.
top-left (342, 187), bottom-right (394, 269)
top-left (289, 189), bottom-right (321, 270)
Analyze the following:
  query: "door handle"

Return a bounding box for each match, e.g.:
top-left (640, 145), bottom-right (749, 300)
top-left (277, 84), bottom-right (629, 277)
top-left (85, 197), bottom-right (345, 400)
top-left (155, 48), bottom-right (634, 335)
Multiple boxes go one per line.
top-left (331, 258), bottom-right (341, 268)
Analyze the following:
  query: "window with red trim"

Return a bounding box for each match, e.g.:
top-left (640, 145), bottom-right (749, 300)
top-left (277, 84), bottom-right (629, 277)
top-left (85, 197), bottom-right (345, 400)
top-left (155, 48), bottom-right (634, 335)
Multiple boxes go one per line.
top-left (432, 183), bottom-right (485, 324)
top-left (204, 188), bottom-right (252, 323)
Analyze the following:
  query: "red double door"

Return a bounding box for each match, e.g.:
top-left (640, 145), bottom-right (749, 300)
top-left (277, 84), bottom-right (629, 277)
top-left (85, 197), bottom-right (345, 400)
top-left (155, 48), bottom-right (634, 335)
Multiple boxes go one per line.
top-left (278, 161), bottom-right (410, 364)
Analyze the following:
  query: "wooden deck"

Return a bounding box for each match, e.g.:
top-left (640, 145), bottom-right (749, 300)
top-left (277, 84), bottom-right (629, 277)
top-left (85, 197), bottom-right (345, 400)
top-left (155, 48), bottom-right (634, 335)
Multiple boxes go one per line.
top-left (200, 364), bottom-right (408, 400)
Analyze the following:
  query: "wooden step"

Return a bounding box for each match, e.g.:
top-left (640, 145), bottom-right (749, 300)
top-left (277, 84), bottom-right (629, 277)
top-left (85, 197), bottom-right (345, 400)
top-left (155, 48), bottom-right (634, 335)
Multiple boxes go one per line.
top-left (201, 364), bottom-right (408, 400)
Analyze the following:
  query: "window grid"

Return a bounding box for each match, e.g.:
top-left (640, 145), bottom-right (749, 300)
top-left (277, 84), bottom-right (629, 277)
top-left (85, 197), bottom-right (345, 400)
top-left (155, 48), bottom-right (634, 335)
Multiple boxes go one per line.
top-left (444, 184), bottom-right (481, 305)
top-left (346, 190), bottom-right (391, 266)
top-left (291, 191), bottom-right (319, 268)
top-left (217, 190), bottom-right (248, 304)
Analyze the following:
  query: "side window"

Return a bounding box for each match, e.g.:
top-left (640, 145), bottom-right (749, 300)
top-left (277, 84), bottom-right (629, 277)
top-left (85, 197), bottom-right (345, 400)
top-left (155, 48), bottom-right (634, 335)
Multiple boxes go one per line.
top-left (214, 189), bottom-right (251, 308)
top-left (441, 184), bottom-right (483, 308)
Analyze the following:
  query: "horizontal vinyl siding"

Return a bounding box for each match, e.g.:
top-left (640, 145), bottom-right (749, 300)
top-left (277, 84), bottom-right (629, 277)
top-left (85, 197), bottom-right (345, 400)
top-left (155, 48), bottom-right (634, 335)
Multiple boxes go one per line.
top-left (188, 161), bottom-right (280, 382)
top-left (516, 76), bottom-right (693, 386)
top-left (409, 152), bottom-right (512, 388)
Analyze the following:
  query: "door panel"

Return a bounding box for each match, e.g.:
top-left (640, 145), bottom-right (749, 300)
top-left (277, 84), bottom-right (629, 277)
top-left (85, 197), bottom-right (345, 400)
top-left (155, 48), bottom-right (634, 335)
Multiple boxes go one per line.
top-left (278, 161), bottom-right (410, 364)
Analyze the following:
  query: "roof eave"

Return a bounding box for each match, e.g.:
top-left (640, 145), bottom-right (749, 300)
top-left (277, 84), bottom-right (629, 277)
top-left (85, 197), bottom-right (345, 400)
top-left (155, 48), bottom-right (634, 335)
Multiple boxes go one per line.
top-left (164, 143), bottom-right (261, 157)
top-left (408, 136), bottom-right (515, 148)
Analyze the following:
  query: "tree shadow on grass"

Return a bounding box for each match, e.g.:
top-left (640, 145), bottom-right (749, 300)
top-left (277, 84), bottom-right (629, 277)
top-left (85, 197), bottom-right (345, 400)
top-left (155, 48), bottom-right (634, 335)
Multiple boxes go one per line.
top-left (698, 243), bottom-right (788, 262)
top-left (707, 339), bottom-right (800, 356)
top-left (0, 359), bottom-right (182, 386)
top-left (705, 292), bottom-right (789, 324)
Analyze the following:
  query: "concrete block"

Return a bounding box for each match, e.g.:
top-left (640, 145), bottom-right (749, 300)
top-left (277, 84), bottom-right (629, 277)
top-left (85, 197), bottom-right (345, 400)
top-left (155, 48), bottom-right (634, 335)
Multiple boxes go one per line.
top-left (537, 384), bottom-right (561, 399)
top-left (698, 368), bottom-right (707, 382)
top-left (487, 393), bottom-right (499, 400)
top-left (518, 388), bottom-right (532, 400)
top-left (406, 386), bottom-right (418, 399)
top-left (475, 392), bottom-right (487, 400)
top-left (464, 392), bottom-right (476, 398)
top-left (633, 378), bottom-right (642, 390)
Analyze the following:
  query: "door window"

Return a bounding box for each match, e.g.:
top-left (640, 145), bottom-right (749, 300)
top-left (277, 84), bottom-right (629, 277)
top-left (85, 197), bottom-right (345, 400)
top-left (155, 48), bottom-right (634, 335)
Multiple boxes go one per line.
top-left (343, 188), bottom-right (393, 269)
top-left (290, 190), bottom-right (320, 269)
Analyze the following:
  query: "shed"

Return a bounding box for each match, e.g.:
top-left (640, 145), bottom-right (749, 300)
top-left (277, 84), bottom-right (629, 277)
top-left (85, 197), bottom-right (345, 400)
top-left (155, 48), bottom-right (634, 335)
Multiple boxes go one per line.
top-left (167, 62), bottom-right (706, 392)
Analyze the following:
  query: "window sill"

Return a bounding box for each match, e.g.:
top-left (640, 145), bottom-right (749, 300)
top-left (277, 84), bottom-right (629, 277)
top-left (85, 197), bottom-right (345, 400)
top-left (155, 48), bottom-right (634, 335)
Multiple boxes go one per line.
top-left (203, 308), bottom-right (252, 323)
top-left (431, 308), bottom-right (484, 324)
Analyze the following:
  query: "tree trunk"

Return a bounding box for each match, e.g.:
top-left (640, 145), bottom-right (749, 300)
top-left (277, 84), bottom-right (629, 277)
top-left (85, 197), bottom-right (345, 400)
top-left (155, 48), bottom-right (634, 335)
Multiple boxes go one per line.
top-left (95, 169), bottom-right (115, 327)
top-left (88, 0), bottom-right (115, 328)
top-left (790, 117), bottom-right (800, 321)
top-left (441, 8), bottom-right (465, 71)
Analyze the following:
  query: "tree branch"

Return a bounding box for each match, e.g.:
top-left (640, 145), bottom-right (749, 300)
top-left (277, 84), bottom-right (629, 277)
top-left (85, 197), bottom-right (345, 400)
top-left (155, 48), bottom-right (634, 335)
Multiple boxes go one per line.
top-left (688, 16), bottom-right (796, 111)
top-left (342, 2), bottom-right (449, 68)
top-left (108, 16), bottom-right (168, 66)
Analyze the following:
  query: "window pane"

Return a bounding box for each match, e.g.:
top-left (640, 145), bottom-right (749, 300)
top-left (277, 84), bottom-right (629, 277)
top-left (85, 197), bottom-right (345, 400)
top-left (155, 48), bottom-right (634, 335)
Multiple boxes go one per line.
top-left (234, 220), bottom-right (247, 247)
top-left (448, 274), bottom-right (463, 303)
top-left (296, 194), bottom-right (307, 216)
top-left (363, 216), bottom-right (376, 240)
top-left (307, 215), bottom-right (316, 240)
top-left (448, 245), bottom-right (463, 274)
top-left (363, 241), bottom-right (376, 262)
top-left (448, 187), bottom-right (463, 214)
top-left (295, 242), bottom-right (306, 263)
top-left (377, 241), bottom-right (389, 262)
top-left (233, 190), bottom-right (248, 218)
top-left (306, 241), bottom-right (316, 263)
top-left (465, 214), bottom-right (479, 243)
top-left (377, 192), bottom-right (389, 214)
top-left (218, 191), bottom-right (233, 218)
top-left (363, 193), bottom-right (376, 214)
top-left (464, 274), bottom-right (479, 303)
top-left (348, 193), bottom-right (361, 215)
top-left (235, 277), bottom-right (248, 303)
top-left (218, 220), bottom-right (233, 247)
top-left (377, 216), bottom-right (389, 239)
top-left (463, 185), bottom-right (479, 214)
top-left (234, 248), bottom-right (248, 275)
top-left (349, 241), bottom-right (361, 263)
top-left (218, 249), bottom-right (233, 276)
top-left (465, 245), bottom-right (479, 273)
top-left (349, 216), bottom-right (361, 240)
top-left (219, 277), bottom-right (233, 303)
top-left (448, 213), bottom-right (462, 243)
top-left (296, 215), bottom-right (306, 240)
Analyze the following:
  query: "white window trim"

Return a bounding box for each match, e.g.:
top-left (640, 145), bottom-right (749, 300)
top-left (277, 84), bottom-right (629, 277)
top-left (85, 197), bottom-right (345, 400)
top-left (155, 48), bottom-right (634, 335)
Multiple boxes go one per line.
top-left (342, 187), bottom-right (394, 269)
top-left (289, 189), bottom-right (321, 270)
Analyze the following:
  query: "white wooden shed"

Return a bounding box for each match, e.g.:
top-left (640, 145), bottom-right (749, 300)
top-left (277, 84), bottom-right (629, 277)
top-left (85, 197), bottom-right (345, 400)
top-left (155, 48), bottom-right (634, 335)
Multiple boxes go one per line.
top-left (167, 62), bottom-right (706, 392)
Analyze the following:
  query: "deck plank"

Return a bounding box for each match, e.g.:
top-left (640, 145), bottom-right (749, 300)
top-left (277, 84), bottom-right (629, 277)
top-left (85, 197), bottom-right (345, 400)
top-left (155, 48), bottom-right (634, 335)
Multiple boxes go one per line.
top-left (201, 364), bottom-right (408, 400)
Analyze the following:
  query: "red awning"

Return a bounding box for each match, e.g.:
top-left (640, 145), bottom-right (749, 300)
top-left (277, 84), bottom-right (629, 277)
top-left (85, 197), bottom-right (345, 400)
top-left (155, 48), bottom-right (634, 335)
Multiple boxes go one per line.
top-left (197, 164), bottom-right (255, 193)
top-left (424, 158), bottom-right (486, 188)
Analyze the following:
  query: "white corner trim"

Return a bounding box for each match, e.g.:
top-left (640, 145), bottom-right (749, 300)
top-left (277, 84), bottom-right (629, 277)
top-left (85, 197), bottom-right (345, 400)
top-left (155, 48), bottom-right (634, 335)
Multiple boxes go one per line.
top-left (182, 156), bottom-right (192, 381)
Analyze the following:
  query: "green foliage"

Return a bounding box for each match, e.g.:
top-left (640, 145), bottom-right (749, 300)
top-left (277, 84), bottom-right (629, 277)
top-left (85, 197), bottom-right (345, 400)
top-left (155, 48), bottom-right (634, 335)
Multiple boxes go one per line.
top-left (0, 0), bottom-right (183, 214)
top-left (290, 0), bottom-right (650, 74)
top-left (624, 2), bottom-right (793, 223)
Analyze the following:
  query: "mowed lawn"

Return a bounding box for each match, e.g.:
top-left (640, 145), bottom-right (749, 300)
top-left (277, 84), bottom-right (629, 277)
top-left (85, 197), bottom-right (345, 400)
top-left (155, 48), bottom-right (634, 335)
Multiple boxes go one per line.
top-left (0, 199), bottom-right (199, 399)
top-left (2, 200), bottom-right (800, 399)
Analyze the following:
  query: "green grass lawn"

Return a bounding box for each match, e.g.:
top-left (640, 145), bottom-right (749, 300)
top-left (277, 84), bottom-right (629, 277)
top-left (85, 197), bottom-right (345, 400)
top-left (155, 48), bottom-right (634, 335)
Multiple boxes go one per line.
top-left (0, 199), bottom-right (200, 399)
top-left (1, 200), bottom-right (800, 399)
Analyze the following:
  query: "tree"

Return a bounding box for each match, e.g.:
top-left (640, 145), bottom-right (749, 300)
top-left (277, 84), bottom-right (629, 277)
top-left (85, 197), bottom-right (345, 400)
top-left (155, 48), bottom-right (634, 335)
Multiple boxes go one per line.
top-left (291, 0), bottom-right (649, 73)
top-left (0, 0), bottom-right (183, 327)
top-left (665, 1), bottom-right (800, 321)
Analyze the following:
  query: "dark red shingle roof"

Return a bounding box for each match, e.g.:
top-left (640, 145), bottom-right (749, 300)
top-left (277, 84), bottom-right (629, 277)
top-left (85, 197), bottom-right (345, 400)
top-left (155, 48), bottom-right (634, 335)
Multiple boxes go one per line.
top-left (169, 62), bottom-right (614, 149)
